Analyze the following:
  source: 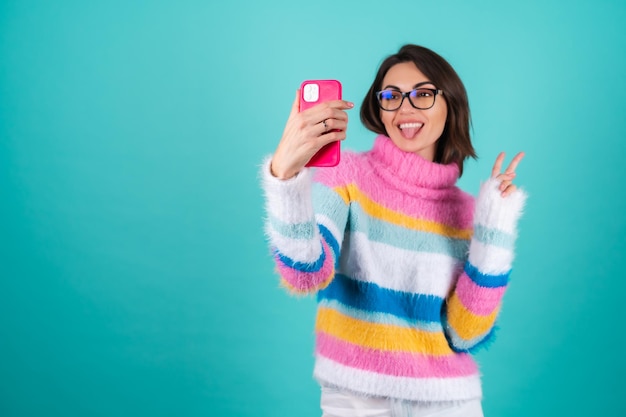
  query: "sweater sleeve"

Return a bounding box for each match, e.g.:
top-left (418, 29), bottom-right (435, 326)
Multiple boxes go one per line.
top-left (444, 178), bottom-right (527, 352)
top-left (260, 157), bottom-right (349, 294)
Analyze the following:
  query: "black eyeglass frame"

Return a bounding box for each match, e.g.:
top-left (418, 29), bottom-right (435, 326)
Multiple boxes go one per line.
top-left (375, 87), bottom-right (444, 111)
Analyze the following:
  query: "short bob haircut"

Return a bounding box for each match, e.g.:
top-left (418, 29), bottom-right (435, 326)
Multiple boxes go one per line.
top-left (360, 44), bottom-right (477, 175)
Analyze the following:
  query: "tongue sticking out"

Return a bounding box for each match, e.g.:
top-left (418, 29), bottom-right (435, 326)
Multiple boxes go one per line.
top-left (400, 126), bottom-right (420, 139)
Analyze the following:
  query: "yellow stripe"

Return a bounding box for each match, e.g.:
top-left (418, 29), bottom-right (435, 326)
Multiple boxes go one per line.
top-left (315, 306), bottom-right (454, 356)
top-left (334, 183), bottom-right (472, 240)
top-left (334, 186), bottom-right (351, 205)
top-left (446, 293), bottom-right (500, 340)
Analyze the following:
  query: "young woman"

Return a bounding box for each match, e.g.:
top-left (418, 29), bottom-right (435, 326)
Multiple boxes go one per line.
top-left (261, 44), bottom-right (526, 417)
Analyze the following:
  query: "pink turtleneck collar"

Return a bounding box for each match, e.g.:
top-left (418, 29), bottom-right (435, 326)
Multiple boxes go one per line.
top-left (367, 135), bottom-right (460, 191)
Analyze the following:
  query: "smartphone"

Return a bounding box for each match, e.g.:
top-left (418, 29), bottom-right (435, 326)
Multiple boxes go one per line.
top-left (299, 79), bottom-right (342, 167)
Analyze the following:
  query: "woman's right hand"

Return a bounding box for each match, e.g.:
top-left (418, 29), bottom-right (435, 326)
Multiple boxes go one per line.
top-left (270, 89), bottom-right (354, 180)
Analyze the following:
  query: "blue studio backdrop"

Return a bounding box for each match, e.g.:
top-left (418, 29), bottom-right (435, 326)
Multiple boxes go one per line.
top-left (1, 1), bottom-right (625, 416)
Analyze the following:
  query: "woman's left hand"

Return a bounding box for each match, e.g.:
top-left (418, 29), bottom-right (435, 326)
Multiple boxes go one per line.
top-left (491, 152), bottom-right (524, 197)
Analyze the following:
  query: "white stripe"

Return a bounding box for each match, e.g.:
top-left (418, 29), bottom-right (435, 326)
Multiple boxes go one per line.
top-left (474, 178), bottom-right (527, 235)
top-left (320, 387), bottom-right (485, 416)
top-left (339, 232), bottom-right (463, 297)
top-left (467, 239), bottom-right (513, 274)
top-left (316, 213), bottom-right (344, 245)
top-left (314, 356), bottom-right (482, 402)
top-left (266, 226), bottom-right (323, 263)
top-left (265, 213), bottom-right (343, 265)
top-left (261, 157), bottom-right (317, 224)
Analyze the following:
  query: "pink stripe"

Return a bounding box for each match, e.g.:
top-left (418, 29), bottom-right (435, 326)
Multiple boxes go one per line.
top-left (313, 153), bottom-right (474, 229)
top-left (455, 272), bottom-right (507, 316)
top-left (315, 332), bottom-right (478, 378)
top-left (275, 239), bottom-right (334, 292)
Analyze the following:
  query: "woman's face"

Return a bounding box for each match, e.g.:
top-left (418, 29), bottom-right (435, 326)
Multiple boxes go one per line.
top-left (379, 62), bottom-right (447, 161)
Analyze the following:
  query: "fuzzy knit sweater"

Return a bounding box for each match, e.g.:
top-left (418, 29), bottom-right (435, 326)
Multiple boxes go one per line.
top-left (261, 135), bottom-right (526, 402)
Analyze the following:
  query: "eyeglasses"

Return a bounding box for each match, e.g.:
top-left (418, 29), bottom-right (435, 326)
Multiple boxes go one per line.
top-left (375, 88), bottom-right (443, 111)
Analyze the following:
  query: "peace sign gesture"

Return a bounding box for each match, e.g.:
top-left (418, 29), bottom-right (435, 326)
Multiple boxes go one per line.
top-left (491, 152), bottom-right (525, 197)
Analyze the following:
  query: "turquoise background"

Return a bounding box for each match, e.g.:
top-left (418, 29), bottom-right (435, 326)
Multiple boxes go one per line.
top-left (1, 0), bottom-right (625, 416)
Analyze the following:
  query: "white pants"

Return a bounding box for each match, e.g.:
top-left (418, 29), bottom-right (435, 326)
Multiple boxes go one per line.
top-left (320, 386), bottom-right (484, 417)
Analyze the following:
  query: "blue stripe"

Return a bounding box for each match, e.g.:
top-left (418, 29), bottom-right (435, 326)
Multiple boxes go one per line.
top-left (268, 214), bottom-right (316, 240)
top-left (473, 224), bottom-right (515, 250)
top-left (318, 298), bottom-right (443, 332)
top-left (319, 223), bottom-right (340, 267)
top-left (464, 262), bottom-right (510, 288)
top-left (445, 322), bottom-right (497, 353)
top-left (312, 182), bottom-right (349, 209)
top-left (274, 222), bottom-right (338, 273)
top-left (312, 182), bottom-right (350, 226)
top-left (348, 203), bottom-right (470, 260)
top-left (275, 243), bottom-right (326, 273)
top-left (318, 273), bottom-right (444, 323)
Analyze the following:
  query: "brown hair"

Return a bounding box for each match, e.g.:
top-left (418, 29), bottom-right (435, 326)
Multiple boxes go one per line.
top-left (360, 44), bottom-right (477, 175)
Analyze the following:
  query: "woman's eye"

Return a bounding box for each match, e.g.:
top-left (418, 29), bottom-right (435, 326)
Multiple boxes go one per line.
top-left (413, 89), bottom-right (432, 98)
top-left (381, 91), bottom-right (401, 100)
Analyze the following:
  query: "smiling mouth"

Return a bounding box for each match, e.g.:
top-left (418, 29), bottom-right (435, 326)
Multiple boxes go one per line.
top-left (398, 122), bottom-right (423, 139)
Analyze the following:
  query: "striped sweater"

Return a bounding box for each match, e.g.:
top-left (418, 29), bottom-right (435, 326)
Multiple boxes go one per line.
top-left (261, 135), bottom-right (526, 402)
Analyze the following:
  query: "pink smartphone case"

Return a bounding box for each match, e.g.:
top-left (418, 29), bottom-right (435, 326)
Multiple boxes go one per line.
top-left (300, 80), bottom-right (342, 167)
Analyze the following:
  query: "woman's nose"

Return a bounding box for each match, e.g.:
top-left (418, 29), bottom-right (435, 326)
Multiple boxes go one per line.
top-left (399, 96), bottom-right (415, 112)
